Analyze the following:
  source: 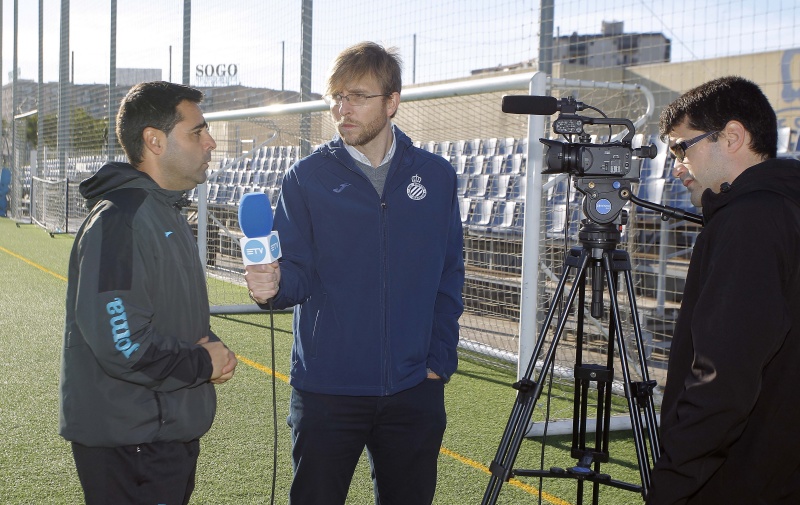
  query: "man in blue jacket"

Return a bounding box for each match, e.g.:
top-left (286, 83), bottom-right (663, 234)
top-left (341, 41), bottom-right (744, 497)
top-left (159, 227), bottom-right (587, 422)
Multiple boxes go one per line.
top-left (246, 41), bottom-right (465, 504)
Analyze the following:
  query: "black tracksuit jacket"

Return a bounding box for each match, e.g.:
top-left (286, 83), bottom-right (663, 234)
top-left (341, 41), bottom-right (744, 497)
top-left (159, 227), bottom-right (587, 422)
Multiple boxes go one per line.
top-left (60, 163), bottom-right (218, 447)
top-left (648, 157), bottom-right (800, 504)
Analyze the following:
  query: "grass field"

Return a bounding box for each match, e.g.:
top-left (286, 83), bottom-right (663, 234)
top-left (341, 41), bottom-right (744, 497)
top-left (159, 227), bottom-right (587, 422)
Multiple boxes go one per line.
top-left (0, 216), bottom-right (648, 504)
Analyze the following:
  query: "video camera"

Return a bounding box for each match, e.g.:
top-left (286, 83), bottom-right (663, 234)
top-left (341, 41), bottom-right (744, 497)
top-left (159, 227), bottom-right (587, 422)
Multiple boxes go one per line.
top-left (502, 95), bottom-right (658, 224)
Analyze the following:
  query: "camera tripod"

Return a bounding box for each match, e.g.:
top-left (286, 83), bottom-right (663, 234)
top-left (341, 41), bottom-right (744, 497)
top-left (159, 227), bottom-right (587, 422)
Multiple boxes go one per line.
top-left (482, 219), bottom-right (661, 505)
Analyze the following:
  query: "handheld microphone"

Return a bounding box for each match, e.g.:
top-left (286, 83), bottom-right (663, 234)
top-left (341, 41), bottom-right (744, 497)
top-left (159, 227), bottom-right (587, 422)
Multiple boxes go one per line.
top-left (237, 191), bottom-right (282, 505)
top-left (501, 95), bottom-right (588, 115)
top-left (238, 192), bottom-right (282, 266)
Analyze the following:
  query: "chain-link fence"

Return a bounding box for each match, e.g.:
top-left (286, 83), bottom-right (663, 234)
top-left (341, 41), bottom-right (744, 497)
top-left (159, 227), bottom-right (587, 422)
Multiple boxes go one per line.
top-left (3, 1), bottom-right (800, 423)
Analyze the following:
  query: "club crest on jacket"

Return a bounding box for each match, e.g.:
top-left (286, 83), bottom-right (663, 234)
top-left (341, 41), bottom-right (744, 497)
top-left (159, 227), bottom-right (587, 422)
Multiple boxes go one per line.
top-left (407, 174), bottom-right (427, 201)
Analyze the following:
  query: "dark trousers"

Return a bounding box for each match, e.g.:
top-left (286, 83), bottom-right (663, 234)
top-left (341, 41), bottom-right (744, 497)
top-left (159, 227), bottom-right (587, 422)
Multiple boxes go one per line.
top-left (287, 379), bottom-right (447, 505)
top-left (71, 440), bottom-right (200, 505)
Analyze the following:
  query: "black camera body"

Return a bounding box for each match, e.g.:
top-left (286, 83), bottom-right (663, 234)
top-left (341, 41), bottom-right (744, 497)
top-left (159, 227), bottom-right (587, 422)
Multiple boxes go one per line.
top-left (541, 103), bottom-right (656, 224)
top-left (541, 138), bottom-right (635, 179)
top-left (542, 115), bottom-right (655, 224)
top-left (501, 94), bottom-right (658, 225)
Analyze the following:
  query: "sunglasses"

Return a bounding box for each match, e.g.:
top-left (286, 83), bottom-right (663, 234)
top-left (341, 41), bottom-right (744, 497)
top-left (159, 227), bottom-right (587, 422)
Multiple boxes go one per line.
top-left (669, 131), bottom-right (719, 162)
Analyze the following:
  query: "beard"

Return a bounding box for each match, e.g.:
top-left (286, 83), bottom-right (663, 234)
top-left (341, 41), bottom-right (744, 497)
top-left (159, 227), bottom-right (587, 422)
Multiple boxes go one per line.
top-left (337, 114), bottom-right (388, 147)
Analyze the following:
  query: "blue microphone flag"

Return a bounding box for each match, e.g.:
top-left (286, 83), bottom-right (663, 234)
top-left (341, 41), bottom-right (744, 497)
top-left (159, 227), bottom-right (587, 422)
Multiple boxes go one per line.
top-left (238, 191), bottom-right (273, 238)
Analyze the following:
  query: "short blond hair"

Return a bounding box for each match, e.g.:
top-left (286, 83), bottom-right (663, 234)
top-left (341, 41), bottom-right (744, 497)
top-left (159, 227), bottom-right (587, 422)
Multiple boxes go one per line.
top-left (325, 41), bottom-right (402, 98)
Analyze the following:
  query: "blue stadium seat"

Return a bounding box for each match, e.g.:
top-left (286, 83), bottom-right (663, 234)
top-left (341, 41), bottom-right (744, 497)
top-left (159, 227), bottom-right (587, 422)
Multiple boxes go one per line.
top-left (469, 155), bottom-right (487, 175)
top-left (507, 174), bottom-right (526, 200)
top-left (230, 171), bottom-right (243, 186)
top-left (511, 201), bottom-right (525, 233)
top-left (459, 197), bottom-right (471, 223)
top-left (220, 169), bottom-right (235, 185)
top-left (435, 141), bottom-right (453, 160)
top-left (452, 155), bottom-right (467, 175)
top-left (467, 199), bottom-right (494, 230)
top-left (497, 137), bottom-right (516, 156)
top-left (486, 155), bottom-right (506, 174)
top-left (509, 153), bottom-right (526, 174)
top-left (546, 204), bottom-right (582, 240)
top-left (266, 186), bottom-right (280, 206)
top-left (239, 170), bottom-right (253, 187)
top-left (489, 200), bottom-right (518, 235)
top-left (456, 173), bottom-right (469, 197)
top-left (486, 174), bottom-right (510, 199)
top-left (252, 169), bottom-right (267, 187)
top-left (465, 174), bottom-right (489, 198)
top-left (262, 156), bottom-right (277, 173)
top-left (265, 169), bottom-right (280, 189)
top-left (232, 185), bottom-right (246, 205)
top-left (451, 140), bottom-right (466, 158)
top-left (516, 137), bottom-right (528, 155)
top-left (464, 138), bottom-right (482, 157)
top-left (207, 184), bottom-right (219, 203)
top-left (481, 137), bottom-right (498, 156)
top-left (215, 184), bottom-right (233, 205)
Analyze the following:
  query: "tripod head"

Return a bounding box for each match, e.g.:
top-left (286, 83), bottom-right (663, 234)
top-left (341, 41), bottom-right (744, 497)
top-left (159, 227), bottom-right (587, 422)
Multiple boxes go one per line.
top-left (578, 219), bottom-right (622, 252)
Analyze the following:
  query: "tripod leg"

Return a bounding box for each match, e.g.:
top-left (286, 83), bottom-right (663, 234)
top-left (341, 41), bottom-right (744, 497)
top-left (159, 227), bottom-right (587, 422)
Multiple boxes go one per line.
top-left (602, 251), bottom-right (660, 497)
top-left (482, 249), bottom-right (592, 505)
top-left (622, 267), bottom-right (662, 464)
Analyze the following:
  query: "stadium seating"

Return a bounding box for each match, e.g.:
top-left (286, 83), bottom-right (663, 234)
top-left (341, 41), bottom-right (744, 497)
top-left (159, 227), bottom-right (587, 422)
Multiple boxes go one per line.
top-left (141, 128), bottom-right (796, 240)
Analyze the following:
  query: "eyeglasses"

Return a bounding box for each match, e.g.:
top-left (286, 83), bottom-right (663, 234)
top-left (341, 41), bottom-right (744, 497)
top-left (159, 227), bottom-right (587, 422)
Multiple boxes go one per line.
top-left (324, 93), bottom-right (390, 107)
top-left (669, 131), bottom-right (719, 162)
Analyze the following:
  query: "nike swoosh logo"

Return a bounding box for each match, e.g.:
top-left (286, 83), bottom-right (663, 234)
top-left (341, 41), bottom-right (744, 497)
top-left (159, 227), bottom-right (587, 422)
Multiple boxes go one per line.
top-left (333, 183), bottom-right (351, 193)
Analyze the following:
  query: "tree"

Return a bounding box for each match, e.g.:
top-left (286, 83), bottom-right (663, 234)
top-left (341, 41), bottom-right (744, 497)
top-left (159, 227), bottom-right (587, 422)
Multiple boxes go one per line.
top-left (32, 108), bottom-right (106, 156)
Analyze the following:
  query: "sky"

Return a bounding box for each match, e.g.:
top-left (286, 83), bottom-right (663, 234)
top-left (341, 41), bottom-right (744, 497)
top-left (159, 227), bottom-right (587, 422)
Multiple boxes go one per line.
top-left (2, 0), bottom-right (799, 95)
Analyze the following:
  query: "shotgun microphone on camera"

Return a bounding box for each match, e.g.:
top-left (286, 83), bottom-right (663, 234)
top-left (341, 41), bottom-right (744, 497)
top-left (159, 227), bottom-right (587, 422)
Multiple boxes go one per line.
top-left (501, 95), bottom-right (588, 115)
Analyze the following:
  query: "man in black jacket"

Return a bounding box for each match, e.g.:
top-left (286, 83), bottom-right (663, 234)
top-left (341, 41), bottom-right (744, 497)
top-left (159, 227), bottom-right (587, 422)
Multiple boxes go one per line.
top-left (60, 81), bottom-right (237, 505)
top-left (647, 76), bottom-right (800, 504)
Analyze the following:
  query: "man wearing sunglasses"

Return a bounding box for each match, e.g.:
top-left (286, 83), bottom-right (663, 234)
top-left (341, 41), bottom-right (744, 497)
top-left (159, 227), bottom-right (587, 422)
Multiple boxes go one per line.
top-left (245, 42), bottom-right (464, 504)
top-left (647, 76), bottom-right (800, 504)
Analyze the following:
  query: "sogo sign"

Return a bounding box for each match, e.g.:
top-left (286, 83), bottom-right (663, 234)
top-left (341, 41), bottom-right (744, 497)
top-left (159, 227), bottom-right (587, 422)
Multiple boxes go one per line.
top-left (195, 64), bottom-right (239, 86)
top-left (196, 64), bottom-right (238, 77)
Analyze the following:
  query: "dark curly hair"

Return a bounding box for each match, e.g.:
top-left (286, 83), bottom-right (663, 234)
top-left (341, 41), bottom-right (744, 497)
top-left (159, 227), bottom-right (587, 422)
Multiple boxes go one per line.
top-left (659, 76), bottom-right (777, 159)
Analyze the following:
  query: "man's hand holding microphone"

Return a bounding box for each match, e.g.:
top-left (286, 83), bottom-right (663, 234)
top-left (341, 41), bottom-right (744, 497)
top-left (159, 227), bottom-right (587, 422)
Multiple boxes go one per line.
top-left (246, 262), bottom-right (281, 304)
top-left (239, 191), bottom-right (282, 305)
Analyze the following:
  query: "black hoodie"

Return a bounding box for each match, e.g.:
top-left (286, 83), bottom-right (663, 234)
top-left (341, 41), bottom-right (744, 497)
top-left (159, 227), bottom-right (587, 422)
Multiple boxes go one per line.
top-left (648, 157), bottom-right (800, 504)
top-left (59, 162), bottom-right (218, 447)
